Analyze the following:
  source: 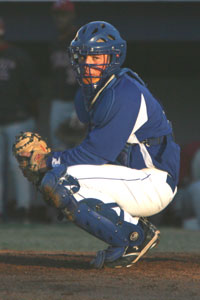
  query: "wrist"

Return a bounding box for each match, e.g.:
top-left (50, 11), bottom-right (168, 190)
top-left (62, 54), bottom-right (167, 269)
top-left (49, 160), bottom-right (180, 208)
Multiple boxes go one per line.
top-left (45, 153), bottom-right (54, 169)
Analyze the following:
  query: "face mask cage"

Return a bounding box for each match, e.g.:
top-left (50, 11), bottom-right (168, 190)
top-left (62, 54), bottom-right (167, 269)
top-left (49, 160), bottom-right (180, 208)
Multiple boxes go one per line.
top-left (68, 21), bottom-right (127, 109)
top-left (80, 61), bottom-right (109, 84)
top-left (69, 47), bottom-right (123, 110)
top-left (69, 46), bottom-right (122, 90)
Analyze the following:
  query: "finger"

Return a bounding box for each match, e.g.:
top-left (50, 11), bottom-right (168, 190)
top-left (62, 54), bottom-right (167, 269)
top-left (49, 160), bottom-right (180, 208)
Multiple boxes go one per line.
top-left (18, 151), bottom-right (32, 157)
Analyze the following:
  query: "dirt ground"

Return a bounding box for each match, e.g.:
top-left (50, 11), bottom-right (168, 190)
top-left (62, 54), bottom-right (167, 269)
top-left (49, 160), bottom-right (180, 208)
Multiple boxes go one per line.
top-left (0, 250), bottom-right (199, 300)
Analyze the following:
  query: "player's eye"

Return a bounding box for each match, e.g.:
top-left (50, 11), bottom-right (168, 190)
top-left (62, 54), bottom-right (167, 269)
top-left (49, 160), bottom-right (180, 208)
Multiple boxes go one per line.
top-left (93, 56), bottom-right (101, 62)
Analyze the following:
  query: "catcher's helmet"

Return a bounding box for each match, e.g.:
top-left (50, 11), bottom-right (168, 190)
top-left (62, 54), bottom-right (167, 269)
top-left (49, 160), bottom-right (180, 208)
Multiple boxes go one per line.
top-left (68, 21), bottom-right (127, 104)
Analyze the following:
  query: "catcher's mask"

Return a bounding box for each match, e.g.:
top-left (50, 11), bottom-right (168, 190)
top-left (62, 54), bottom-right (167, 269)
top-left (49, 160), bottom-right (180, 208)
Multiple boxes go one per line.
top-left (68, 21), bottom-right (127, 108)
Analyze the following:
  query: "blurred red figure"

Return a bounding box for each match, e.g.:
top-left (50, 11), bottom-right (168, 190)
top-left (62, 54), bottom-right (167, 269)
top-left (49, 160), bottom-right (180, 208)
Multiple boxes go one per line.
top-left (179, 141), bottom-right (200, 187)
top-left (52, 0), bottom-right (75, 12)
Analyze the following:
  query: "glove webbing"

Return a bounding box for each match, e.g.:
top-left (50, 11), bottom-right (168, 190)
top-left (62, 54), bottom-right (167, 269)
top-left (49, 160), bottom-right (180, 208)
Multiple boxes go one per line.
top-left (12, 132), bottom-right (47, 154)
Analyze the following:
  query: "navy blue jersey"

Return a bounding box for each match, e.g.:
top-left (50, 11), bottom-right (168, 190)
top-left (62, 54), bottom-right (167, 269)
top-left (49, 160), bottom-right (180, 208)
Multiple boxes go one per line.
top-left (47, 68), bottom-right (180, 186)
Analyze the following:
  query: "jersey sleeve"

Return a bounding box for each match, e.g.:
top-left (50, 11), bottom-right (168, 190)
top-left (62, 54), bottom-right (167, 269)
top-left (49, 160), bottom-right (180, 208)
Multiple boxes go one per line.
top-left (47, 77), bottom-right (143, 167)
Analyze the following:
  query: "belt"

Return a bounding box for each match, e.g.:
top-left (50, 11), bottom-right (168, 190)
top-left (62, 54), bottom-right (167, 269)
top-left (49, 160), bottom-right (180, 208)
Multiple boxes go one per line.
top-left (166, 174), bottom-right (176, 192)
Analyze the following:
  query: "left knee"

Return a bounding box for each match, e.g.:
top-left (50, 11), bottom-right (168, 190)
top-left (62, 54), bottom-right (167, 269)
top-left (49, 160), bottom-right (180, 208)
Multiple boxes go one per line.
top-left (40, 164), bottom-right (80, 211)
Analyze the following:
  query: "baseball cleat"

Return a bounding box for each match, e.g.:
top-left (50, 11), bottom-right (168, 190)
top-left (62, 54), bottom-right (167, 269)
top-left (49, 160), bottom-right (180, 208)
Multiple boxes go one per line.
top-left (105, 218), bottom-right (160, 268)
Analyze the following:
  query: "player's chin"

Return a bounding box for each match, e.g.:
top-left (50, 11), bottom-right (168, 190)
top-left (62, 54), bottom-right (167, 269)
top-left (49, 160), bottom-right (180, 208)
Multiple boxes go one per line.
top-left (82, 77), bottom-right (100, 85)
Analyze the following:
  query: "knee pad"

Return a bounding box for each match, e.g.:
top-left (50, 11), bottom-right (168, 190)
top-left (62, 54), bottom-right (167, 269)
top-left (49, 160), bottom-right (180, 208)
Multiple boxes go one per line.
top-left (40, 164), bottom-right (79, 218)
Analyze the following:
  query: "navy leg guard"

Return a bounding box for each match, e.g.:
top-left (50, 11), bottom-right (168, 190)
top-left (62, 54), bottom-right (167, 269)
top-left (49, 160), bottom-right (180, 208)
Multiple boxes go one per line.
top-left (74, 199), bottom-right (144, 248)
top-left (40, 164), bottom-right (79, 220)
top-left (74, 199), bottom-right (144, 268)
top-left (40, 165), bottom-right (145, 268)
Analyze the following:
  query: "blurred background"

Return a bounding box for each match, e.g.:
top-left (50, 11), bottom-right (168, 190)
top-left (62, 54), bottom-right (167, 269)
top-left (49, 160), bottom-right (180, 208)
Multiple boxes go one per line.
top-left (0, 0), bottom-right (200, 230)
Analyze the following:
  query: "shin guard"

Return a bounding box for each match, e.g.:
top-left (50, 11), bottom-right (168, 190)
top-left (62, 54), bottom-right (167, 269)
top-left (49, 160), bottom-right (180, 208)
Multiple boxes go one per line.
top-left (40, 165), bottom-right (145, 267)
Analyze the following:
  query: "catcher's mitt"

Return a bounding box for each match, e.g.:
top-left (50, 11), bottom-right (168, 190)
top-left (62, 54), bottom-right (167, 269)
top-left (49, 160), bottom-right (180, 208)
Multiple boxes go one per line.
top-left (12, 132), bottom-right (51, 185)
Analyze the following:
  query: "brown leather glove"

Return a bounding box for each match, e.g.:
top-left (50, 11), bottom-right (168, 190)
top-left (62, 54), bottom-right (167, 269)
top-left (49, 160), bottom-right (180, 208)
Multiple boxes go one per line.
top-left (12, 132), bottom-right (51, 185)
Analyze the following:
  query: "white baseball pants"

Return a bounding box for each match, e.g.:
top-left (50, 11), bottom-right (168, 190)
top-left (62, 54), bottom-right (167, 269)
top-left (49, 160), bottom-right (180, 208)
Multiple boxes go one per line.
top-left (66, 164), bottom-right (176, 219)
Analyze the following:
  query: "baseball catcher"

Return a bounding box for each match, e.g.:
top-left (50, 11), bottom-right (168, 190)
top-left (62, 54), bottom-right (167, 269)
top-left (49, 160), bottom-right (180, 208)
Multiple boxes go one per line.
top-left (13, 21), bottom-right (180, 269)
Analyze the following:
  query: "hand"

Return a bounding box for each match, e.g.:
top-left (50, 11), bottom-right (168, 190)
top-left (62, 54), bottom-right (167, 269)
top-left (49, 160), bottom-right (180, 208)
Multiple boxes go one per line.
top-left (13, 132), bottom-right (51, 185)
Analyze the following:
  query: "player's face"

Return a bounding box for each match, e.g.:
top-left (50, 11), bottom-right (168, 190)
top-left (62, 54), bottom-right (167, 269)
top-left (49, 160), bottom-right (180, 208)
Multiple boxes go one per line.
top-left (79, 54), bottom-right (110, 84)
